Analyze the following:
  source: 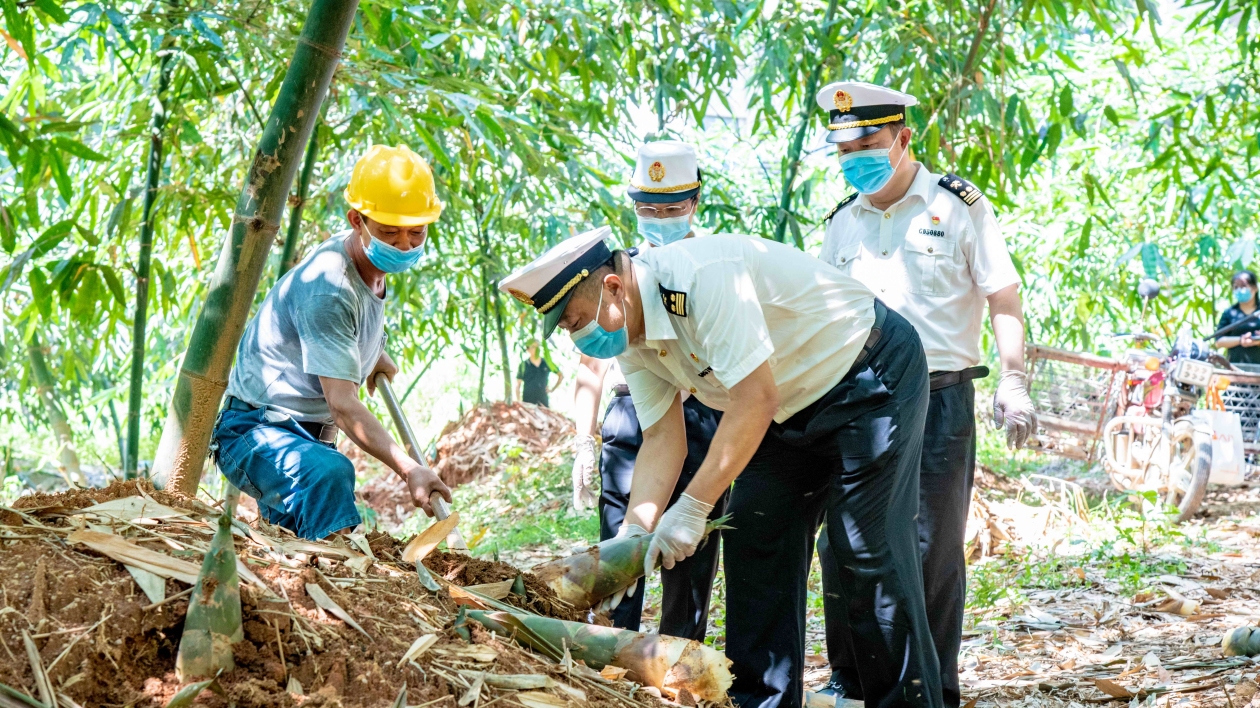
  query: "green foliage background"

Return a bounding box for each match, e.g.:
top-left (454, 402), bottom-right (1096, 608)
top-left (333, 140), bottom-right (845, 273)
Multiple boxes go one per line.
top-left (0, 0), bottom-right (1257, 469)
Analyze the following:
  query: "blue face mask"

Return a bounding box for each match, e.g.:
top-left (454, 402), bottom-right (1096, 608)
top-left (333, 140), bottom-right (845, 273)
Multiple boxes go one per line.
top-left (570, 289), bottom-right (628, 358)
top-left (1235, 287), bottom-right (1253, 305)
top-left (637, 214), bottom-right (692, 247)
top-left (364, 232), bottom-right (424, 273)
top-left (838, 141), bottom-right (908, 194)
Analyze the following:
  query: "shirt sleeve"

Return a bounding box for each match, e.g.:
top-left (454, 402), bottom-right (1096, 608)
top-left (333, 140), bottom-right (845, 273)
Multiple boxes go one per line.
top-left (688, 258), bottom-right (775, 389)
top-left (516, 362), bottom-right (526, 380)
top-left (1216, 309), bottom-right (1232, 339)
top-left (964, 197), bottom-right (1022, 296)
top-left (618, 350), bottom-right (680, 431)
top-left (291, 293), bottom-right (364, 383)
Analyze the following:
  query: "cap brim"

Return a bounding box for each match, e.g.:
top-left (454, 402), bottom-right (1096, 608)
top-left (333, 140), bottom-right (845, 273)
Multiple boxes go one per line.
top-left (541, 290), bottom-right (576, 339)
top-left (825, 125), bottom-right (885, 144)
top-left (627, 186), bottom-right (700, 204)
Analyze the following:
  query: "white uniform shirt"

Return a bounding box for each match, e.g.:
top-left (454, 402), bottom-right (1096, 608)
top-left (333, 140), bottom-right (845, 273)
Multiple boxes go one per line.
top-left (820, 164), bottom-right (1020, 372)
top-left (616, 235), bottom-right (875, 430)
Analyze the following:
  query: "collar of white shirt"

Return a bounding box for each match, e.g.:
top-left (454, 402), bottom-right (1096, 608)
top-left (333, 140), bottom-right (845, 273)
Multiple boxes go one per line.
top-left (853, 162), bottom-right (933, 215)
top-left (632, 260), bottom-right (678, 343)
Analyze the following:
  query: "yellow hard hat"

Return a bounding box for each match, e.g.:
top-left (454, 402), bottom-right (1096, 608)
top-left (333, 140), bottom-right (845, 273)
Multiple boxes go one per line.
top-left (343, 144), bottom-right (444, 226)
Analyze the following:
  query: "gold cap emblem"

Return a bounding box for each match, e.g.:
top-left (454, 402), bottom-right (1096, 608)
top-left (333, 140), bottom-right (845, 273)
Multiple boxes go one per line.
top-left (507, 289), bottom-right (534, 307)
top-left (648, 161), bottom-right (666, 182)
top-left (833, 90), bottom-right (853, 112)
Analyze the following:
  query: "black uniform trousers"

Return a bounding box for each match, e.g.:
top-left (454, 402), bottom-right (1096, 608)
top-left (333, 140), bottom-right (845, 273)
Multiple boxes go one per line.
top-left (820, 379), bottom-right (977, 708)
top-left (724, 306), bottom-right (941, 708)
top-left (598, 392), bottom-right (728, 640)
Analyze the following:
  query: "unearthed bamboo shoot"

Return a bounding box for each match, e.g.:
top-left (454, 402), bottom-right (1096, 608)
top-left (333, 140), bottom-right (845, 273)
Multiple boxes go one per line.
top-left (176, 513), bottom-right (242, 680)
top-left (466, 610), bottom-right (733, 702)
top-left (529, 517), bottom-right (728, 610)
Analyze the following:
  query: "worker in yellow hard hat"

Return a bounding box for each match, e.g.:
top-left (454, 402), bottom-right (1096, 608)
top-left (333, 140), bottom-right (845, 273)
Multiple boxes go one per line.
top-left (209, 144), bottom-right (451, 539)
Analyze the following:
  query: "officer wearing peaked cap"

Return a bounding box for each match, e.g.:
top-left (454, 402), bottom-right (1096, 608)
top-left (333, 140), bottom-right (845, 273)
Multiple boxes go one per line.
top-left (567, 142), bottom-right (728, 642)
top-left (501, 226), bottom-right (941, 708)
top-left (812, 81), bottom-right (1037, 708)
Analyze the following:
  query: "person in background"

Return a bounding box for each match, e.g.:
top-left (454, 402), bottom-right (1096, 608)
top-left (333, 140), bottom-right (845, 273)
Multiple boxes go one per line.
top-left (566, 140), bottom-right (726, 641)
top-left (1215, 271), bottom-right (1260, 366)
top-left (516, 340), bottom-right (563, 407)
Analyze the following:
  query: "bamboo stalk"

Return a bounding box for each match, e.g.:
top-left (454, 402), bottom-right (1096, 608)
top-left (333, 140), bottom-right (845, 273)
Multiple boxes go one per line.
top-left (153, 0), bottom-right (359, 496)
top-left (125, 41), bottom-right (175, 479)
top-left (27, 334), bottom-right (86, 487)
top-left (277, 124), bottom-right (320, 279)
top-left (772, 0), bottom-right (839, 248)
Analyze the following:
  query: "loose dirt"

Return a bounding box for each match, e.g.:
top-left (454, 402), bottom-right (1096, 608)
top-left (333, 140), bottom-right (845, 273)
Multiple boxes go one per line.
top-left (0, 482), bottom-right (661, 708)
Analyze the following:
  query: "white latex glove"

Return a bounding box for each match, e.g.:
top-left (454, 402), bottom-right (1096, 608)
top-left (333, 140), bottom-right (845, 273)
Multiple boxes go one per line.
top-left (644, 493), bottom-right (713, 575)
top-left (595, 524), bottom-right (647, 613)
top-left (993, 370), bottom-right (1038, 449)
top-left (571, 435), bottom-right (598, 511)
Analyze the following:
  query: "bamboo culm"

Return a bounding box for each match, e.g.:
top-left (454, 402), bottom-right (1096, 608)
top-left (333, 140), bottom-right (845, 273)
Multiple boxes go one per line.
top-left (152, 0), bottom-right (360, 496)
top-left (124, 46), bottom-right (174, 479)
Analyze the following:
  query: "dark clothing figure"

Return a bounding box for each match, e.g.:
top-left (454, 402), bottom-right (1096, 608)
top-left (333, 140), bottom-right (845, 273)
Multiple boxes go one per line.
top-left (517, 358), bottom-right (558, 406)
top-left (821, 378), bottom-right (977, 708)
top-left (1216, 305), bottom-right (1260, 365)
top-left (599, 391), bottom-right (728, 640)
top-left (724, 306), bottom-right (940, 708)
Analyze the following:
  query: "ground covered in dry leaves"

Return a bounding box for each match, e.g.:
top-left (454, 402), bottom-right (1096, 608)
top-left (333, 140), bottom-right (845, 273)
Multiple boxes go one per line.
top-left (0, 481), bottom-right (673, 708)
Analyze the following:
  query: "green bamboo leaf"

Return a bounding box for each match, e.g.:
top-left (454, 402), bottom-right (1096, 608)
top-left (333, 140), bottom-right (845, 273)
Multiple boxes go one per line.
top-left (50, 136), bottom-right (107, 162)
top-left (99, 265), bottom-right (126, 306)
top-left (189, 13), bottom-right (223, 49)
top-left (166, 678), bottom-right (220, 708)
top-left (1104, 105), bottom-right (1120, 126)
top-left (34, 0), bottom-right (69, 23)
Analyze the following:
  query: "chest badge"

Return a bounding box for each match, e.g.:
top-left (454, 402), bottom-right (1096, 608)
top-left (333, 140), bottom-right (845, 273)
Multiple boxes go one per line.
top-left (659, 285), bottom-right (688, 317)
top-left (931, 216), bottom-right (940, 225)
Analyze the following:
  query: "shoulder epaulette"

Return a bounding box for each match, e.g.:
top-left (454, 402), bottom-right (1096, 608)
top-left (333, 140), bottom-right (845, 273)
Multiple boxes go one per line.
top-left (938, 173), bottom-right (983, 206)
top-left (823, 193), bottom-right (858, 223)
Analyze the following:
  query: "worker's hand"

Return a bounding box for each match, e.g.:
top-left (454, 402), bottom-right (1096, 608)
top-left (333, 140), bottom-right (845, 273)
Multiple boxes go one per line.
top-left (644, 493), bottom-right (712, 575)
top-left (992, 370), bottom-right (1039, 449)
top-left (1243, 333), bottom-right (1257, 347)
top-left (367, 351), bottom-right (399, 397)
top-left (571, 435), bottom-right (599, 512)
top-left (404, 461), bottom-right (452, 517)
top-left (596, 524), bottom-right (647, 613)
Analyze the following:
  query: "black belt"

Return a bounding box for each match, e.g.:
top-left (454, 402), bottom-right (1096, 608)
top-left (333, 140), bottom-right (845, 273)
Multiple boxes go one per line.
top-left (224, 396), bottom-right (339, 444)
top-left (612, 384), bottom-right (631, 397)
top-left (852, 300), bottom-right (889, 369)
top-left (929, 366), bottom-right (989, 391)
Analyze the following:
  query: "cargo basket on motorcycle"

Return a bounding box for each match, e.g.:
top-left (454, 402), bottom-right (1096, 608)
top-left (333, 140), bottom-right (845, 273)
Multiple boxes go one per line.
top-left (1214, 367), bottom-right (1260, 459)
top-left (1025, 345), bottom-right (1127, 462)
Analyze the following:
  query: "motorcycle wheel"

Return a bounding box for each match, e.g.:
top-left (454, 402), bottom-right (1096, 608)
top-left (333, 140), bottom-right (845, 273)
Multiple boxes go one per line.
top-left (1165, 419), bottom-right (1211, 523)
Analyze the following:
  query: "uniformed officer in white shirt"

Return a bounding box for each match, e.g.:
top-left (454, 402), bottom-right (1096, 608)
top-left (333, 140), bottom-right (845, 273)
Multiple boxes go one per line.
top-left (501, 228), bottom-right (941, 708)
top-left (812, 81), bottom-right (1038, 708)
top-left (568, 141), bottom-right (727, 641)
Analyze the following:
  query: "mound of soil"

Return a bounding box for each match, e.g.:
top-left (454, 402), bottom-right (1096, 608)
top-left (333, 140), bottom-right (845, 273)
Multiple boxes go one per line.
top-left (0, 482), bottom-right (656, 708)
top-left (432, 402), bottom-right (575, 487)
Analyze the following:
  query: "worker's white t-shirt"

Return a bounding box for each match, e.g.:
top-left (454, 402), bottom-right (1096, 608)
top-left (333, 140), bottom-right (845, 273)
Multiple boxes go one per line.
top-left (616, 235), bottom-right (875, 430)
top-left (820, 164), bottom-right (1020, 372)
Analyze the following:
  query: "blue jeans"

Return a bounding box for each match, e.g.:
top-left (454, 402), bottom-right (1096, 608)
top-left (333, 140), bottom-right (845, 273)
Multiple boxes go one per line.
top-left (211, 407), bottom-right (361, 540)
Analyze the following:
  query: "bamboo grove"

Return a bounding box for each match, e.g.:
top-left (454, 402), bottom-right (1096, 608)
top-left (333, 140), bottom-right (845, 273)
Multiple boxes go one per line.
top-left (1, 0), bottom-right (1258, 476)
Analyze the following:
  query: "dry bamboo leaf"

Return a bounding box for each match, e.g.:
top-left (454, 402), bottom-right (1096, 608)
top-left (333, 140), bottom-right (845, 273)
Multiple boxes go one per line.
top-left (402, 513), bottom-right (461, 564)
top-left (304, 583), bottom-right (372, 640)
top-left (447, 585), bottom-right (490, 610)
top-left (433, 644), bottom-right (498, 662)
top-left (464, 580), bottom-right (514, 600)
top-left (598, 665), bottom-right (628, 681)
top-left (514, 691), bottom-right (568, 708)
top-left (1206, 588), bottom-right (1230, 600)
top-left (480, 674), bottom-right (550, 690)
top-left (397, 634), bottom-right (439, 667)
top-left (78, 497), bottom-right (190, 522)
top-left (125, 565), bottom-right (166, 605)
top-left (551, 683), bottom-right (585, 703)
top-left (22, 631), bottom-right (53, 707)
top-left (69, 530), bottom-right (200, 584)
top-left (458, 671), bottom-right (484, 707)
top-left (1094, 678), bottom-right (1133, 698)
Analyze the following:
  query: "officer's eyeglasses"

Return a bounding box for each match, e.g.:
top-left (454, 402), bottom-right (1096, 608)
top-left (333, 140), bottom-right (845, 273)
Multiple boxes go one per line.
top-left (635, 203), bottom-right (694, 218)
